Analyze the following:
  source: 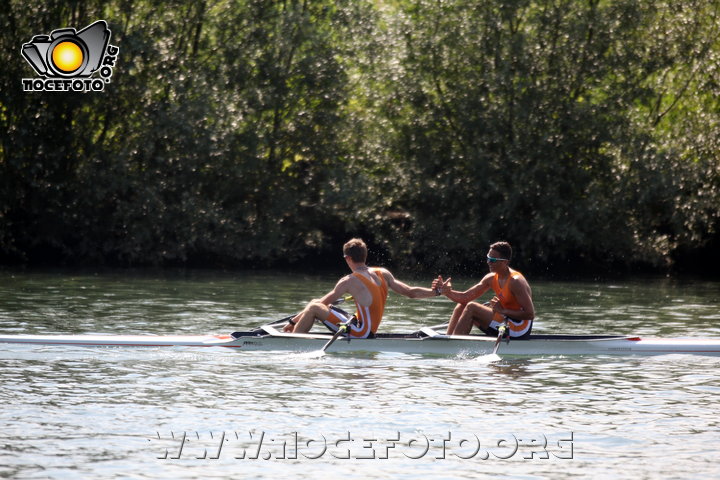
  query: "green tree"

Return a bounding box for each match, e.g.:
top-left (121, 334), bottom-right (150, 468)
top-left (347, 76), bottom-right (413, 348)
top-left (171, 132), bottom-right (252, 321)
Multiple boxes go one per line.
top-left (375, 0), bottom-right (720, 274)
top-left (1, 0), bottom-right (718, 275)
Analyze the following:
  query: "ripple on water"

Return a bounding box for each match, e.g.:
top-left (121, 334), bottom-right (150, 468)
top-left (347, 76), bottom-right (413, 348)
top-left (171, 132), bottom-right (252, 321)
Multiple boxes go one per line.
top-left (1, 273), bottom-right (720, 479)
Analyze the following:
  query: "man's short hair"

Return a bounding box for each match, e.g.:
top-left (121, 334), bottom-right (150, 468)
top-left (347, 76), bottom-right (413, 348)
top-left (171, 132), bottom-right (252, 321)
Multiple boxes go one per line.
top-left (490, 241), bottom-right (512, 261)
top-left (343, 238), bottom-right (368, 263)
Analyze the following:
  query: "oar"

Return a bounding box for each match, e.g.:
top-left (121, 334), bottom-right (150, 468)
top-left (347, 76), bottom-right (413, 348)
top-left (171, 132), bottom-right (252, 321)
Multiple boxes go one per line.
top-left (491, 322), bottom-right (508, 356)
top-left (265, 298), bottom-right (348, 327)
top-left (296, 318), bottom-right (355, 359)
top-left (266, 313), bottom-right (300, 327)
top-left (319, 320), bottom-right (352, 353)
top-left (474, 321), bottom-right (508, 363)
top-left (234, 298), bottom-right (348, 337)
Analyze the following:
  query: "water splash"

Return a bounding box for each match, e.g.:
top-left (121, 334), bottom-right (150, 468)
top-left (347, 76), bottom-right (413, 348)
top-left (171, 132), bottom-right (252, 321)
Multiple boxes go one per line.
top-left (294, 349), bottom-right (327, 359)
top-left (474, 353), bottom-right (502, 363)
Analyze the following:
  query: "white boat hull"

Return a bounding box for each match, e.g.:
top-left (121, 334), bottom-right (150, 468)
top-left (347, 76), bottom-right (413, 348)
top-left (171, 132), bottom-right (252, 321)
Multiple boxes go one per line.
top-left (1, 329), bottom-right (720, 356)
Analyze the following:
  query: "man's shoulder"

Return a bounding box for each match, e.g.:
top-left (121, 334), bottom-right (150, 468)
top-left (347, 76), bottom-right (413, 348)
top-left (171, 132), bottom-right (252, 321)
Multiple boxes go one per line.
top-left (366, 267), bottom-right (392, 280)
top-left (337, 274), bottom-right (356, 285)
top-left (468, 273), bottom-right (494, 291)
top-left (373, 267), bottom-right (392, 277)
top-left (508, 269), bottom-right (530, 286)
top-left (479, 272), bottom-right (495, 283)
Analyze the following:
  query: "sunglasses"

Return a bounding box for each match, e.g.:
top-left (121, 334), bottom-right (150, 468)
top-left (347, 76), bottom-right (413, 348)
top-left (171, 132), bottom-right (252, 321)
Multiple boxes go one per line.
top-left (486, 255), bottom-right (509, 263)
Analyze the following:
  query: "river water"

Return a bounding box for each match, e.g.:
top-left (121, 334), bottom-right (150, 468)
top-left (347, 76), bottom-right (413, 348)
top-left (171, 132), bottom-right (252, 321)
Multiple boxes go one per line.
top-left (0, 270), bottom-right (718, 479)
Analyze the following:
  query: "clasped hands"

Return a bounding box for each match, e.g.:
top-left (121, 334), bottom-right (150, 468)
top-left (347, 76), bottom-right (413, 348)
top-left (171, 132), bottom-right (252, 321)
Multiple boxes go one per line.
top-left (431, 276), bottom-right (503, 314)
top-left (431, 275), bottom-right (452, 296)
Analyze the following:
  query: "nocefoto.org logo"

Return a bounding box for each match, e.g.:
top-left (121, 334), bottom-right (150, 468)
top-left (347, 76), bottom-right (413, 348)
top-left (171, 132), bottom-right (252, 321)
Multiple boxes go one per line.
top-left (21, 20), bottom-right (119, 92)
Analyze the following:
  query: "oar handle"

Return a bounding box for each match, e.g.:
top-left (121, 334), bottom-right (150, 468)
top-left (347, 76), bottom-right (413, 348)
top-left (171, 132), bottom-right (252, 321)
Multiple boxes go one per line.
top-left (499, 322), bottom-right (508, 342)
top-left (322, 317), bottom-right (355, 352)
top-left (491, 320), bottom-right (510, 355)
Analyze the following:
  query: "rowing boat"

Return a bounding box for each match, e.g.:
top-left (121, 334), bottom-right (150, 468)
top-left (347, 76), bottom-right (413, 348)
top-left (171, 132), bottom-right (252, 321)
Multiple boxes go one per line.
top-left (1, 322), bottom-right (719, 356)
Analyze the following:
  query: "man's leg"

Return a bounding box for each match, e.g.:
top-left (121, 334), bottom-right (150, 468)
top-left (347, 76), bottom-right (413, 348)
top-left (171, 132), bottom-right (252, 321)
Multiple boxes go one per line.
top-left (448, 301), bottom-right (493, 335)
top-left (283, 301), bottom-right (331, 333)
top-left (446, 303), bottom-right (466, 335)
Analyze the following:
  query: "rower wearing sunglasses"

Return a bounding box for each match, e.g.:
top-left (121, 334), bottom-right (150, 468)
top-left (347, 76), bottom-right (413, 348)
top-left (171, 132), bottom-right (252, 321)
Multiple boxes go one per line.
top-left (433, 241), bottom-right (535, 337)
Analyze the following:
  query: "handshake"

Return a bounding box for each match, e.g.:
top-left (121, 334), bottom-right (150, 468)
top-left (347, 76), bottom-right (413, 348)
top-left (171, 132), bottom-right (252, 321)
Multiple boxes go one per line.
top-left (431, 276), bottom-right (452, 296)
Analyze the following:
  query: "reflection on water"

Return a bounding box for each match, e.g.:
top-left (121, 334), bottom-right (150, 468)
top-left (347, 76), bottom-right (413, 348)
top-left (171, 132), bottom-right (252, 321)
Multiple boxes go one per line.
top-left (487, 359), bottom-right (534, 379)
top-left (0, 271), bottom-right (719, 479)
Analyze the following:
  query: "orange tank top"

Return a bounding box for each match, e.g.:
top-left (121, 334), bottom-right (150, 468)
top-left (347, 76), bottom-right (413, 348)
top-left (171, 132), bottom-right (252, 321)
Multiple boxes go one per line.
top-left (352, 268), bottom-right (389, 335)
top-left (491, 269), bottom-right (531, 333)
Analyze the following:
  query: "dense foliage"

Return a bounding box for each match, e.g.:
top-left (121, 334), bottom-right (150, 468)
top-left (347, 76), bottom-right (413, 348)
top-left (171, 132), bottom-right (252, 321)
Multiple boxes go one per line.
top-left (1, 0), bottom-right (718, 276)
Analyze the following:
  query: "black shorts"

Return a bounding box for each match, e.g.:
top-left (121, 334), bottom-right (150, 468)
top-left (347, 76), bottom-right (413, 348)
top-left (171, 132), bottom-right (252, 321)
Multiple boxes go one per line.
top-left (478, 318), bottom-right (533, 339)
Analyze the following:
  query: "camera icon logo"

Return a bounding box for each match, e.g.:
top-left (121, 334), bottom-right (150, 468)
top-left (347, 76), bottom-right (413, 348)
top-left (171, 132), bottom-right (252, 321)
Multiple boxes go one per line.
top-left (21, 20), bottom-right (119, 92)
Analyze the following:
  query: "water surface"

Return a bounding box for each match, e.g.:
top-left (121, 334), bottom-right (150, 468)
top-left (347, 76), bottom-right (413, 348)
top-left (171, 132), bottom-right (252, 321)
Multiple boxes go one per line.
top-left (0, 271), bottom-right (718, 479)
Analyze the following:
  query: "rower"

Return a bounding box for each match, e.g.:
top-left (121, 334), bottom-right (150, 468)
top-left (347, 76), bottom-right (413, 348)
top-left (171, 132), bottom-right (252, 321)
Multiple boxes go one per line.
top-left (434, 241), bottom-right (535, 338)
top-left (283, 238), bottom-right (441, 338)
